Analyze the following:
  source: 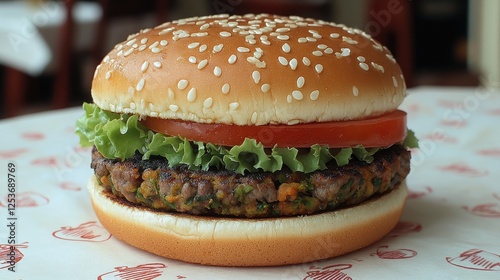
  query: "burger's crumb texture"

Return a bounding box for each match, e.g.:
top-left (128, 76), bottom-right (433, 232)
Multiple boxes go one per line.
top-left (91, 145), bottom-right (410, 218)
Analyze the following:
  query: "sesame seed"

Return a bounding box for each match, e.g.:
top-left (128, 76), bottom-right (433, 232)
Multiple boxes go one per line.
top-left (312, 50), bottom-right (323, 57)
top-left (228, 54), bottom-right (237, 64)
top-left (126, 38), bottom-right (136, 46)
top-left (138, 45), bottom-right (147, 51)
top-left (287, 95), bottom-right (293, 103)
top-left (124, 48), bottom-right (134, 56)
top-left (229, 102), bottom-right (240, 111)
top-left (251, 112), bottom-right (258, 124)
top-left (287, 120), bottom-right (300, 125)
top-left (175, 32), bottom-right (190, 40)
top-left (306, 37), bottom-right (317, 42)
top-left (168, 88), bottom-right (175, 99)
top-left (312, 33), bottom-right (322, 39)
top-left (292, 90), bottom-right (303, 100)
top-left (282, 43), bottom-right (291, 53)
top-left (220, 31), bottom-right (232, 37)
top-left (141, 61), bottom-right (149, 72)
top-left (149, 41), bottom-right (159, 49)
top-left (352, 86), bottom-right (359, 96)
top-left (188, 42), bottom-right (200, 49)
top-left (392, 76), bottom-right (398, 87)
top-left (214, 66), bottom-right (222, 77)
top-left (254, 50), bottom-right (263, 59)
top-left (199, 44), bottom-right (208, 52)
top-left (140, 38), bottom-right (148, 44)
top-left (392, 94), bottom-right (399, 104)
top-left (342, 36), bottom-right (358, 45)
top-left (357, 56), bottom-right (366, 62)
top-left (361, 32), bottom-right (372, 39)
top-left (298, 37), bottom-right (307, 43)
top-left (317, 44), bottom-right (328, 50)
top-left (187, 88), bottom-right (197, 102)
top-left (117, 50), bottom-right (123, 56)
top-left (278, 56), bottom-right (288, 66)
top-left (341, 48), bottom-right (351, 56)
top-left (222, 83), bottom-right (230, 94)
top-left (160, 40), bottom-right (168, 46)
top-left (302, 57), bottom-right (311, 66)
top-left (169, 104), bottom-right (179, 112)
top-left (373, 43), bottom-right (383, 51)
top-left (197, 59), bottom-right (208, 69)
top-left (371, 62), bottom-right (385, 73)
top-left (276, 27), bottom-right (290, 32)
top-left (158, 28), bottom-right (173, 35)
top-left (212, 44), bottom-right (224, 53)
top-left (191, 32), bottom-right (208, 37)
top-left (324, 48), bottom-right (333, 54)
top-left (261, 83), bottom-right (270, 93)
top-left (136, 78), bottom-right (145, 91)
top-left (310, 90), bottom-right (320, 100)
top-left (105, 70), bottom-right (112, 80)
top-left (203, 97), bottom-right (213, 108)
top-left (315, 64), bottom-right (323, 74)
top-left (151, 47), bottom-right (160, 53)
top-left (178, 79), bottom-right (189, 90)
top-left (252, 71), bottom-right (261, 83)
top-left (103, 55), bottom-right (110, 63)
top-left (188, 56), bottom-right (197, 64)
top-left (261, 40), bottom-right (271, 45)
top-left (237, 47), bottom-right (250, 53)
top-left (200, 23), bottom-right (210, 30)
top-left (297, 76), bottom-right (305, 88)
top-left (277, 35), bottom-right (290, 40)
top-left (359, 63), bottom-right (369, 71)
top-left (330, 33), bottom-right (340, 38)
top-left (386, 54), bottom-right (397, 63)
top-left (289, 58), bottom-right (298, 70)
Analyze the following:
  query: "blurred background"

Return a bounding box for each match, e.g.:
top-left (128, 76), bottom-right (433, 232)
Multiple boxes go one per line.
top-left (0, 0), bottom-right (498, 119)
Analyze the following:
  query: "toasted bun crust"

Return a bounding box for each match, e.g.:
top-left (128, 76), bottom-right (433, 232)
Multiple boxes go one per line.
top-left (88, 176), bottom-right (407, 266)
top-left (91, 14), bottom-right (406, 125)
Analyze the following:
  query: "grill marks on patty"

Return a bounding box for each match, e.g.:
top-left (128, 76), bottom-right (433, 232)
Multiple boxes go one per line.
top-left (91, 145), bottom-right (410, 217)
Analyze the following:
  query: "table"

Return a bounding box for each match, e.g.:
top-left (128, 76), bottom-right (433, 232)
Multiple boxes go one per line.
top-left (0, 86), bottom-right (499, 279)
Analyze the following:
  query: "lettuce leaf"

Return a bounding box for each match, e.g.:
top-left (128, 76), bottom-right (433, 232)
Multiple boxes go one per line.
top-left (76, 103), bottom-right (418, 174)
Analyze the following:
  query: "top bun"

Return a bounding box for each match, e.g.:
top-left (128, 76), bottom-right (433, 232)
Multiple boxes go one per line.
top-left (92, 14), bottom-right (406, 125)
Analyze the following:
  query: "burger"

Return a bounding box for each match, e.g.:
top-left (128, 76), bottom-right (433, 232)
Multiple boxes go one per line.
top-left (76, 14), bottom-right (418, 266)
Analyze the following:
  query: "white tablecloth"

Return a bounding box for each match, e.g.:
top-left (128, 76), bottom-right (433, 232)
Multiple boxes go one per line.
top-left (0, 86), bottom-right (499, 279)
top-left (0, 1), bottom-right (101, 75)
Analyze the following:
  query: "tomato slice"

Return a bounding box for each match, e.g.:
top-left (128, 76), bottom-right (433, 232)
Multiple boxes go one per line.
top-left (141, 110), bottom-right (407, 148)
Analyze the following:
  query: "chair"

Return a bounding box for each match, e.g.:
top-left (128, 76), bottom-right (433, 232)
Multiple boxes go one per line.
top-left (366, 0), bottom-right (414, 87)
top-left (2, 0), bottom-right (168, 118)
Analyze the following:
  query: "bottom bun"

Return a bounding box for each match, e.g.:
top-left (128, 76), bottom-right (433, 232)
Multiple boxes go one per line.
top-left (88, 176), bottom-right (407, 266)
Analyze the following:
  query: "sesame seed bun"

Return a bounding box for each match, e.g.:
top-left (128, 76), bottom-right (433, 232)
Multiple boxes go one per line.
top-left (87, 176), bottom-right (408, 266)
top-left (91, 14), bottom-right (406, 125)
